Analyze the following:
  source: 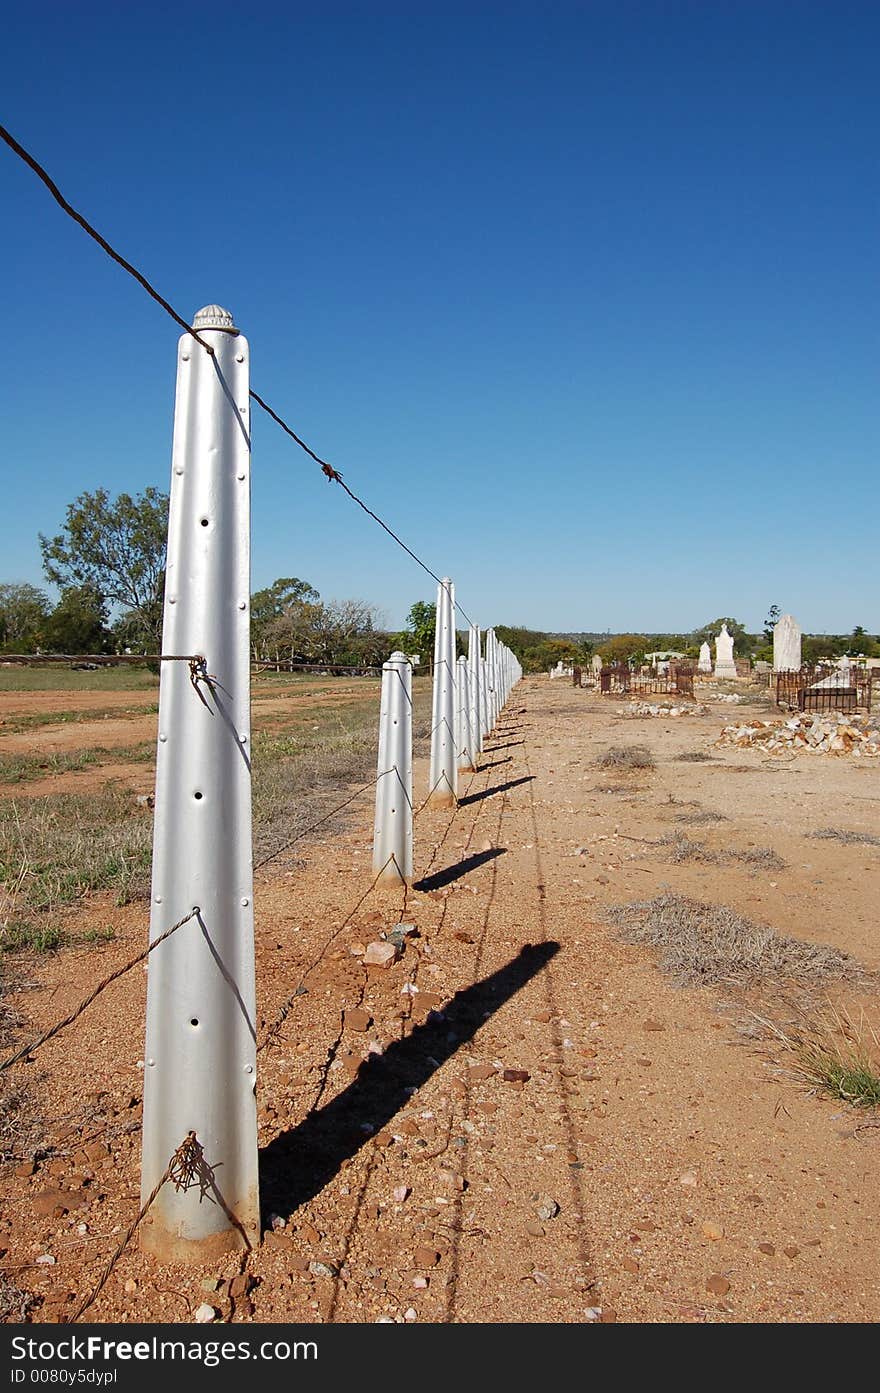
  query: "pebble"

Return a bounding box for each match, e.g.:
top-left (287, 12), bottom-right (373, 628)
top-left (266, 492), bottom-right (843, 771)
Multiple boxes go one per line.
top-left (363, 941), bottom-right (400, 968)
top-left (414, 1246), bottom-right (441, 1268)
top-left (344, 1008), bottom-right (372, 1032)
top-left (502, 1068), bottom-right (530, 1083)
top-left (679, 1172), bottom-right (698, 1188)
top-left (309, 1261), bottom-right (339, 1278)
top-left (643, 1019), bottom-right (665, 1032)
top-left (468, 1064), bottom-right (497, 1081)
top-left (706, 1274), bottom-right (730, 1296)
top-left (701, 1221), bottom-right (724, 1241)
top-left (757, 1243), bottom-right (775, 1256)
top-left (194, 1304), bottom-right (217, 1323)
top-left (526, 1221), bottom-right (545, 1238)
top-left (124, 1278), bottom-right (138, 1294)
top-left (392, 1186), bottom-right (410, 1203)
top-left (536, 1196), bottom-right (560, 1222)
top-left (784, 1245), bottom-right (800, 1259)
top-left (36, 1255), bottom-right (56, 1266)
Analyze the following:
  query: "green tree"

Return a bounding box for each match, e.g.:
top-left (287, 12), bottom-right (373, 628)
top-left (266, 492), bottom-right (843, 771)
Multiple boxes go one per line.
top-left (398, 600), bottom-right (437, 670)
top-left (40, 488), bottom-right (168, 650)
top-left (763, 604), bottom-right (781, 644)
top-left (598, 633), bottom-right (650, 665)
top-left (0, 582), bottom-right (50, 652)
top-left (693, 617), bottom-right (751, 657)
top-left (43, 585), bottom-right (111, 653)
top-left (250, 577), bottom-right (320, 659)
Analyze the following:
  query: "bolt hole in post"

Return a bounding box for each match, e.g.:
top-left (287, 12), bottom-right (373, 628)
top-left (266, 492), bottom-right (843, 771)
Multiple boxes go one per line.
top-left (190, 1018), bottom-right (199, 1028)
top-left (200, 518), bottom-right (210, 527)
top-left (193, 791), bottom-right (203, 801)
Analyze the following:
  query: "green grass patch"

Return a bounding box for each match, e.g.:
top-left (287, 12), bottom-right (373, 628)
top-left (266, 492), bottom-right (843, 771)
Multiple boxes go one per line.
top-left (0, 667), bottom-right (159, 693)
top-left (761, 1006), bottom-right (880, 1108)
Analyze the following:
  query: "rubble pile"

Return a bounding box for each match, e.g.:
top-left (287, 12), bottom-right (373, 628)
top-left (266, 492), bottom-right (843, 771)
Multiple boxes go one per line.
top-left (717, 711), bottom-right (880, 757)
top-left (620, 703), bottom-right (709, 718)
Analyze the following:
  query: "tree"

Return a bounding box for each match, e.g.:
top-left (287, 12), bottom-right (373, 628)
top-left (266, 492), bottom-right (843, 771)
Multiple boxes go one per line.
top-left (763, 604), bottom-right (781, 644)
top-left (43, 586), bottom-right (111, 653)
top-left (0, 582), bottom-right (50, 652)
top-left (693, 617), bottom-right (751, 657)
top-left (598, 633), bottom-right (650, 665)
top-left (250, 577), bottom-right (320, 659)
top-left (40, 488), bottom-right (168, 650)
top-left (398, 600), bottom-right (437, 669)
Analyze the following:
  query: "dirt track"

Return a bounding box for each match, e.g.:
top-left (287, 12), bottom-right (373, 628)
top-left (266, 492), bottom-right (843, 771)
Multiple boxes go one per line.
top-left (2, 676), bottom-right (879, 1324)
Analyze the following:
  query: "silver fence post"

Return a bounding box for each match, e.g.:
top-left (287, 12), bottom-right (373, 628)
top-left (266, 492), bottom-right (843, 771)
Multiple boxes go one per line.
top-left (456, 653), bottom-right (475, 773)
top-left (467, 623), bottom-right (483, 757)
top-left (428, 577), bottom-right (457, 807)
top-left (485, 628), bottom-right (498, 733)
top-left (372, 651), bottom-right (413, 884)
top-left (141, 305), bottom-right (259, 1261)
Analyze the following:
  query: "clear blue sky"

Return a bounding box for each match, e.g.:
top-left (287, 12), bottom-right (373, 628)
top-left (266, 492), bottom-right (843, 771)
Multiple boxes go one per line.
top-left (2, 1), bottom-right (877, 635)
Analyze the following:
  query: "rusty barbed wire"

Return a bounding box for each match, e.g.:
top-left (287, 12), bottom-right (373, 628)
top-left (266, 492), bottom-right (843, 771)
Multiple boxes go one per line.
top-left (1, 122), bottom-right (474, 626)
top-left (0, 908), bottom-right (199, 1073)
top-left (66, 1131), bottom-right (205, 1324)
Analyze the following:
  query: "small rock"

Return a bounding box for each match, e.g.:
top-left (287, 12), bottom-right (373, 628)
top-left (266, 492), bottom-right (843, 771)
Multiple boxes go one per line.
top-left (783, 1245), bottom-right (800, 1259)
top-left (124, 1279), bottom-right (138, 1295)
top-left (526, 1221), bottom-right (545, 1237)
top-left (536, 1196), bottom-right (560, 1222)
top-left (643, 1019), bottom-right (665, 1032)
top-left (502, 1068), bottom-right (530, 1083)
top-left (392, 1185), bottom-right (410, 1204)
top-left (404, 1307), bottom-right (418, 1321)
top-left (36, 1255), bottom-right (56, 1266)
top-left (13, 1160), bottom-right (35, 1178)
top-left (599, 1308), bottom-right (617, 1322)
top-left (308, 1261), bottom-right (339, 1278)
top-left (344, 1008), bottom-right (372, 1032)
top-left (757, 1243), bottom-right (775, 1256)
top-left (414, 1246), bottom-right (441, 1268)
top-left (194, 1303), bottom-right (217, 1323)
top-left (621, 1257), bottom-right (639, 1274)
top-left (363, 941), bottom-right (400, 968)
top-left (468, 1063), bottom-right (497, 1081)
top-left (706, 1274), bottom-right (730, 1296)
top-left (413, 1276), bottom-right (428, 1289)
top-left (701, 1221), bottom-right (724, 1241)
top-left (679, 1171), bottom-right (698, 1188)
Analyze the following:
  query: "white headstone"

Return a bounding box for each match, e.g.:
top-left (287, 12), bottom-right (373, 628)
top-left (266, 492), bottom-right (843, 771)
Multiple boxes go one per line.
top-left (772, 614), bottom-right (801, 672)
top-left (592, 654), bottom-right (603, 673)
top-left (698, 641), bottom-right (712, 673)
top-left (714, 623), bottom-right (737, 677)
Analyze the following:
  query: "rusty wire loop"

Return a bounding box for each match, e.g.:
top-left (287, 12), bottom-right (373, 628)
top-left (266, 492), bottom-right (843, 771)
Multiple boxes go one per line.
top-left (0, 908), bottom-right (199, 1073)
top-left (1, 122), bottom-right (474, 625)
top-left (66, 1132), bottom-right (206, 1325)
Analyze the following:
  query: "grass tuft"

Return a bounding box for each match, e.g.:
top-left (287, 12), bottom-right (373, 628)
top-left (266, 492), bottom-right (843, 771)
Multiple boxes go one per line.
top-left (596, 744), bottom-right (655, 771)
top-left (657, 831), bottom-right (785, 868)
top-left (808, 827), bottom-right (880, 848)
top-left (605, 892), bottom-right (860, 988)
top-left (760, 1005), bottom-right (880, 1108)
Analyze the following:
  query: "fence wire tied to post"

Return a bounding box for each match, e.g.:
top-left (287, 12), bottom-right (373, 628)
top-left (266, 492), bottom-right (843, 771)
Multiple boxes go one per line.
top-left (0, 908), bottom-right (200, 1073)
top-left (66, 1131), bottom-right (207, 1325)
top-left (0, 122), bottom-right (474, 628)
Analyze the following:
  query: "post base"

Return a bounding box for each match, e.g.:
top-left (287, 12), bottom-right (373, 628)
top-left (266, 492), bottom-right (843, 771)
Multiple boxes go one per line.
top-left (139, 1213), bottom-right (257, 1263)
top-left (427, 789), bottom-right (456, 809)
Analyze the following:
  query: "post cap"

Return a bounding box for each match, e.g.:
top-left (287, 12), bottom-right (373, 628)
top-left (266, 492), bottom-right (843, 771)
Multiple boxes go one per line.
top-left (192, 305), bottom-right (238, 333)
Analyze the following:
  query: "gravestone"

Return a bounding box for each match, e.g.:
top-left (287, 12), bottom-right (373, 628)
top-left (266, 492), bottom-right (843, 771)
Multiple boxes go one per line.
top-left (773, 614), bottom-right (801, 672)
top-left (698, 641), bottom-right (712, 673)
top-left (714, 623), bottom-right (737, 677)
top-left (592, 654), bottom-right (603, 673)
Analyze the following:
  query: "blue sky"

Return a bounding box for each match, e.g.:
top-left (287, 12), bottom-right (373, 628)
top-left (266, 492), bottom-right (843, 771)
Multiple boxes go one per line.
top-left (2, 1), bottom-right (877, 635)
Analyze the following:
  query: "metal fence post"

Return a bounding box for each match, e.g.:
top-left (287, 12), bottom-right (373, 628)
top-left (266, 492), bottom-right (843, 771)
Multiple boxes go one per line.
top-left (428, 578), bottom-right (457, 807)
top-left (141, 305), bottom-right (259, 1261)
top-left (456, 653), bottom-right (476, 772)
top-left (468, 624), bottom-right (483, 756)
top-left (372, 651), bottom-right (413, 884)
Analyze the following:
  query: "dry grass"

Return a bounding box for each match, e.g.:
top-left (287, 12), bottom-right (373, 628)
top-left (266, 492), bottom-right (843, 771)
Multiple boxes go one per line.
top-left (596, 744), bottom-right (655, 771)
top-left (0, 1276), bottom-right (36, 1322)
top-left (758, 1005), bottom-right (880, 1108)
top-left (674, 751), bottom-right (715, 763)
top-left (658, 831), bottom-right (785, 869)
top-left (672, 810), bottom-right (729, 825)
top-left (605, 892), bottom-right (861, 988)
top-left (808, 827), bottom-right (880, 848)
